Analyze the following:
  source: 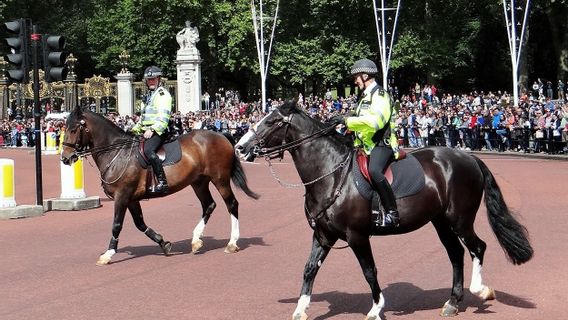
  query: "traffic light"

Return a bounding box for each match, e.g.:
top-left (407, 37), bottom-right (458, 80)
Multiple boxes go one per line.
top-left (42, 34), bottom-right (67, 82)
top-left (2, 18), bottom-right (31, 83)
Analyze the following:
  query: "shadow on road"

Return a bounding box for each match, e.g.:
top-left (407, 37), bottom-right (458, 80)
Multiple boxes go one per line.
top-left (110, 236), bottom-right (267, 263)
top-left (278, 281), bottom-right (536, 319)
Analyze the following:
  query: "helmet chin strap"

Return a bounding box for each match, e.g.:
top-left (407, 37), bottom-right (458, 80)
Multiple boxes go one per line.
top-left (361, 74), bottom-right (372, 90)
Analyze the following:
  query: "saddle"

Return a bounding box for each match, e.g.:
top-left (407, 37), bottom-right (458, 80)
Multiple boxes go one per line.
top-left (352, 149), bottom-right (425, 201)
top-left (136, 137), bottom-right (183, 193)
top-left (136, 137), bottom-right (182, 168)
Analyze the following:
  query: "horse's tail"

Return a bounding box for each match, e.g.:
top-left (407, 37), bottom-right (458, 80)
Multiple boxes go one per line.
top-left (230, 156), bottom-right (260, 200)
top-left (222, 132), bottom-right (260, 200)
top-left (220, 132), bottom-right (259, 199)
top-left (474, 156), bottom-right (533, 265)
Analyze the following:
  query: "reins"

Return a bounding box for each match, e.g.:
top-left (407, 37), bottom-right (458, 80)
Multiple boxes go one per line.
top-left (63, 119), bottom-right (138, 185)
top-left (254, 113), bottom-right (353, 250)
top-left (97, 138), bottom-right (137, 185)
top-left (76, 138), bottom-right (135, 158)
top-left (266, 152), bottom-right (351, 188)
top-left (82, 138), bottom-right (137, 186)
top-left (258, 122), bottom-right (337, 159)
top-left (304, 151), bottom-right (353, 250)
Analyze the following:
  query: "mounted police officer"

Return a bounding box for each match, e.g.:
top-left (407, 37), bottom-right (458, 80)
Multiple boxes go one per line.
top-left (333, 58), bottom-right (400, 228)
top-left (131, 65), bottom-right (173, 195)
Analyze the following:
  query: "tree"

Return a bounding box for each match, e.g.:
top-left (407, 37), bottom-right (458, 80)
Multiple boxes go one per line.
top-left (1, 0), bottom-right (565, 100)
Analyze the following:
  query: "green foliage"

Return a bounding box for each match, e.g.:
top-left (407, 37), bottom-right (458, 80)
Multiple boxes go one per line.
top-left (86, 0), bottom-right (183, 78)
top-left (0, 0), bottom-right (565, 96)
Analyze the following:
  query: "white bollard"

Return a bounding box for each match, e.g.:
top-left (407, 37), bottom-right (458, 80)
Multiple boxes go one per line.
top-left (0, 159), bottom-right (17, 208)
top-left (60, 158), bottom-right (86, 199)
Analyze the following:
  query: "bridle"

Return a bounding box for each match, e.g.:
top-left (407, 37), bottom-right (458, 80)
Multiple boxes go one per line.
top-left (62, 119), bottom-right (135, 158)
top-left (248, 109), bottom-right (353, 249)
top-left (62, 117), bottom-right (137, 185)
top-left (251, 109), bottom-right (338, 161)
top-left (62, 119), bottom-right (90, 156)
top-left (248, 109), bottom-right (348, 188)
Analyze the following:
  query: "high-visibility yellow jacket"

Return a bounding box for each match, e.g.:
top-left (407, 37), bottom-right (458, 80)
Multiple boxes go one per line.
top-left (132, 86), bottom-right (172, 136)
top-left (345, 82), bottom-right (399, 158)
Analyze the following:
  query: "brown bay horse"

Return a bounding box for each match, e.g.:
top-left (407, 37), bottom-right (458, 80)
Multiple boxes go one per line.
top-left (235, 101), bottom-right (533, 319)
top-left (60, 107), bottom-right (258, 265)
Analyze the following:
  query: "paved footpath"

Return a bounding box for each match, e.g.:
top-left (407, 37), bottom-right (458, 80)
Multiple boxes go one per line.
top-left (0, 147), bottom-right (567, 320)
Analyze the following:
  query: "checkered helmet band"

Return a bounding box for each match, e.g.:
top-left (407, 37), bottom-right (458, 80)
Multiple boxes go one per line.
top-left (350, 59), bottom-right (378, 76)
top-left (144, 66), bottom-right (162, 79)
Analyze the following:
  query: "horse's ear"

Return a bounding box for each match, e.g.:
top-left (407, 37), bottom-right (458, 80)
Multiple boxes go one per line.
top-left (292, 98), bottom-right (299, 107)
top-left (280, 99), bottom-right (299, 115)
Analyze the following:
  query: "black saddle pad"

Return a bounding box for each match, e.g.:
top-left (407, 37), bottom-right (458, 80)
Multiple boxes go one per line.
top-left (136, 138), bottom-right (182, 169)
top-left (352, 152), bottom-right (425, 201)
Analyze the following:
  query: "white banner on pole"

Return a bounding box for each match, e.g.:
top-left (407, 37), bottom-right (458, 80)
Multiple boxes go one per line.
top-left (373, 0), bottom-right (401, 89)
top-left (503, 0), bottom-right (531, 107)
top-left (251, 0), bottom-right (279, 113)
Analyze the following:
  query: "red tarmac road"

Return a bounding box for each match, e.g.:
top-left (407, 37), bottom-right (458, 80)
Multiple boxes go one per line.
top-left (1, 148), bottom-right (567, 320)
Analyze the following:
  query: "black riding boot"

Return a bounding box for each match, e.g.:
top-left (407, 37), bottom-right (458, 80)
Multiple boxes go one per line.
top-left (375, 179), bottom-right (400, 227)
top-left (147, 156), bottom-right (168, 195)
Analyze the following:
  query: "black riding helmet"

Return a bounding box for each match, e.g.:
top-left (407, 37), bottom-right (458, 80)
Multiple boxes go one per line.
top-left (143, 65), bottom-right (162, 79)
top-left (350, 59), bottom-right (378, 77)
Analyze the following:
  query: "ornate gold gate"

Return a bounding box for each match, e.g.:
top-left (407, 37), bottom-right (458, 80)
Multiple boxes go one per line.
top-left (1, 72), bottom-right (118, 119)
top-left (79, 75), bottom-right (117, 114)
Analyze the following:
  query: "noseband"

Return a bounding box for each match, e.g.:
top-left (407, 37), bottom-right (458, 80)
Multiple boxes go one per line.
top-left (62, 119), bottom-right (89, 156)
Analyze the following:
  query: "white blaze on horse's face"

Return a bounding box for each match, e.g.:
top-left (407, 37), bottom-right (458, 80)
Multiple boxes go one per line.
top-left (235, 111), bottom-right (274, 160)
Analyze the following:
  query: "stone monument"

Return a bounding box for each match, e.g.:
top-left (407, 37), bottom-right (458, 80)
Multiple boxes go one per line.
top-left (115, 50), bottom-right (135, 116)
top-left (176, 21), bottom-right (202, 114)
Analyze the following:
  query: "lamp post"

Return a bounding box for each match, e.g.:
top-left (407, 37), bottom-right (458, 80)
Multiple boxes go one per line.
top-left (65, 53), bottom-right (78, 110)
top-left (0, 59), bottom-right (9, 119)
top-left (0, 59), bottom-right (7, 81)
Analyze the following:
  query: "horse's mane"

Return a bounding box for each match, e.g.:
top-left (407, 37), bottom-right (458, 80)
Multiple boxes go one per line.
top-left (279, 100), bottom-right (354, 150)
top-left (68, 107), bottom-right (133, 137)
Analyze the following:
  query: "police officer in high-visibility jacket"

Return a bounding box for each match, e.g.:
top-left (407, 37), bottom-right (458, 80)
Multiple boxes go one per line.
top-left (333, 59), bottom-right (400, 228)
top-left (132, 66), bottom-right (173, 195)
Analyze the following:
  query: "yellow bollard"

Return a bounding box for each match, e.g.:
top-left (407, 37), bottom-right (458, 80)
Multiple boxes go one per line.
top-left (58, 130), bottom-right (65, 154)
top-left (0, 159), bottom-right (16, 208)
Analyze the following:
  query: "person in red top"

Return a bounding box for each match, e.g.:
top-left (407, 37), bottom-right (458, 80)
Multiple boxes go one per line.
top-left (431, 84), bottom-right (437, 99)
top-left (468, 112), bottom-right (479, 150)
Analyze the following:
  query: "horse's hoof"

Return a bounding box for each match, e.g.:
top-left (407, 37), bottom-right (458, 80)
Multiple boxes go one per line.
top-left (440, 301), bottom-right (459, 317)
top-left (96, 256), bottom-right (111, 266)
top-left (224, 243), bottom-right (240, 254)
top-left (292, 312), bottom-right (308, 320)
top-left (161, 241), bottom-right (172, 256)
top-left (478, 287), bottom-right (496, 300)
top-left (364, 316), bottom-right (378, 320)
top-left (191, 239), bottom-right (203, 253)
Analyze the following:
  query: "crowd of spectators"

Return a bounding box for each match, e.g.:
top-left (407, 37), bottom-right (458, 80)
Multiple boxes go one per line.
top-left (2, 81), bottom-right (568, 156)
top-left (383, 83), bottom-right (568, 154)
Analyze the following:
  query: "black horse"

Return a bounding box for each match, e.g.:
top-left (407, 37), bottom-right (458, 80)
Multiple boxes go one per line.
top-left (61, 107), bottom-right (258, 265)
top-left (235, 101), bottom-right (533, 319)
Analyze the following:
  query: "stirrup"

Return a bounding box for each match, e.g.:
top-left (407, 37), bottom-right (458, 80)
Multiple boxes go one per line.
top-left (381, 210), bottom-right (400, 228)
top-left (147, 182), bottom-right (168, 195)
top-left (372, 210), bottom-right (382, 229)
